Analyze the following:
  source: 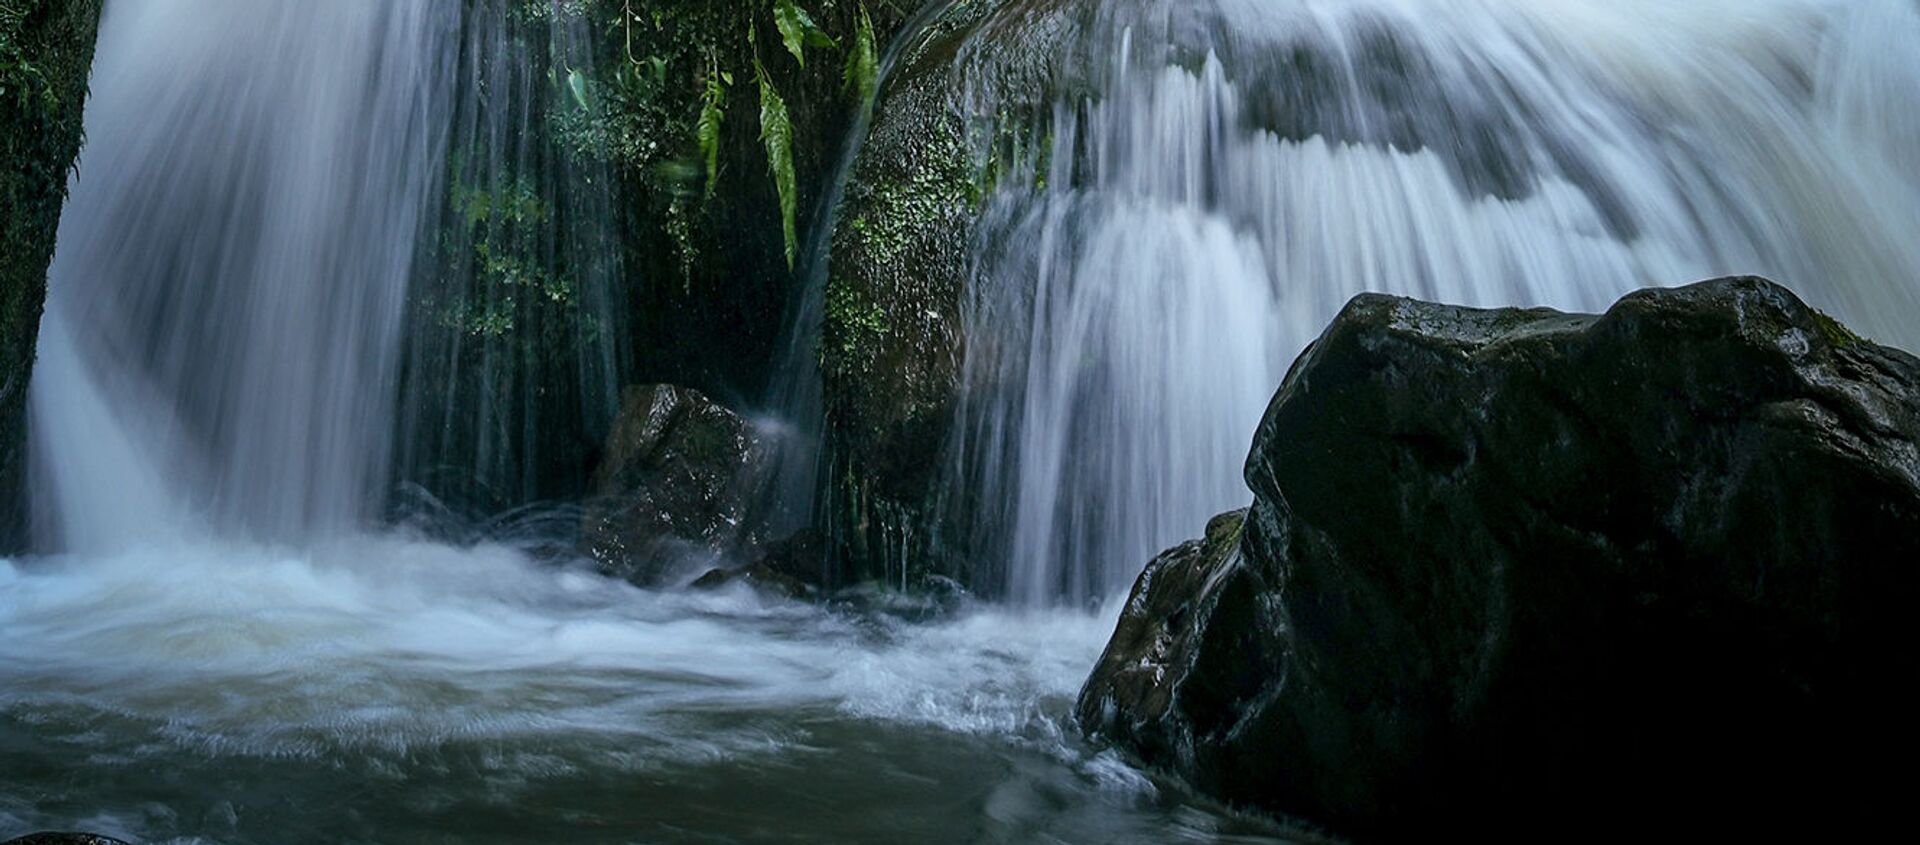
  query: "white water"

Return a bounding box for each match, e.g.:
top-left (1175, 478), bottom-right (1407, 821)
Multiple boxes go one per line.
top-left (1, 537), bottom-right (1209, 842)
top-left (6, 0), bottom-right (1920, 838)
top-left (0, 539), bottom-right (1116, 758)
top-left (958, 0), bottom-right (1920, 604)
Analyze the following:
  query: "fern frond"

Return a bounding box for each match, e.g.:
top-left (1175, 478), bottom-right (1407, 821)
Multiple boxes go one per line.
top-left (844, 3), bottom-right (878, 105)
top-left (758, 64), bottom-right (799, 269)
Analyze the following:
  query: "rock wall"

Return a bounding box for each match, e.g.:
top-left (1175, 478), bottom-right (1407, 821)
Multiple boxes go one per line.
top-left (1079, 277), bottom-right (1920, 838)
top-left (0, 0), bottom-right (101, 552)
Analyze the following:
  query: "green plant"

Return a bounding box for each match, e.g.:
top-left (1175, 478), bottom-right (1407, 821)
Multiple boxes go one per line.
top-left (697, 53), bottom-right (730, 196)
top-left (773, 0), bottom-right (836, 67)
top-left (844, 3), bottom-right (877, 105)
top-left (756, 50), bottom-right (798, 268)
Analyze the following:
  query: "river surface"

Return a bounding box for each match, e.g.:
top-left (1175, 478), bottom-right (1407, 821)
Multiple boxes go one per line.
top-left (1, 537), bottom-right (1304, 844)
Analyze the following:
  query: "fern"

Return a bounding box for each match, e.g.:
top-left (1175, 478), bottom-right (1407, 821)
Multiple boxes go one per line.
top-left (758, 62), bottom-right (799, 269)
top-left (773, 0), bottom-right (836, 68)
top-left (844, 3), bottom-right (878, 105)
top-left (697, 57), bottom-right (727, 197)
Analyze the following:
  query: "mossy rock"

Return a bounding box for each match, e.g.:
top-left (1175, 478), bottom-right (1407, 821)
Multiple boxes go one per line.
top-left (1, 0), bottom-right (103, 552)
top-left (819, 0), bottom-right (1088, 587)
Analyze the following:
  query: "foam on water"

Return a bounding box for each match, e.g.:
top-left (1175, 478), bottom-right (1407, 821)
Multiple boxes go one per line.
top-left (0, 541), bottom-right (1117, 761)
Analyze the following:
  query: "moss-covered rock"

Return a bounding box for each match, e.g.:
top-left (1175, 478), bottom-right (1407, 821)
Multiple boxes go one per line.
top-left (819, 0), bottom-right (1083, 587)
top-left (0, 0), bottom-right (101, 552)
top-left (1079, 277), bottom-right (1920, 839)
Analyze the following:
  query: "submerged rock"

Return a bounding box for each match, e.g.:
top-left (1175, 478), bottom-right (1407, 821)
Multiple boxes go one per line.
top-left (691, 530), bottom-right (832, 600)
top-left (1078, 277), bottom-right (1920, 838)
top-left (582, 385), bottom-right (770, 585)
top-left (691, 562), bottom-right (812, 601)
top-left (1, 836), bottom-right (132, 845)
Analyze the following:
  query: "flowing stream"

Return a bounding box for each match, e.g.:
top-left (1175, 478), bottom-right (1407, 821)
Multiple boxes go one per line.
top-left (6, 0), bottom-right (1920, 841)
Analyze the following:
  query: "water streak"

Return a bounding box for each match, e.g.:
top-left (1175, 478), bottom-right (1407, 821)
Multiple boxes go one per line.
top-left (30, 0), bottom-right (458, 549)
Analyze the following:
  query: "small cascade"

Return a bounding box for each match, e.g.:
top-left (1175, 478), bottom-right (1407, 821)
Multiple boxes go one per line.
top-left (392, 1), bottom-right (628, 520)
top-left (948, 0), bottom-right (1920, 605)
top-left (763, 0), bottom-right (968, 538)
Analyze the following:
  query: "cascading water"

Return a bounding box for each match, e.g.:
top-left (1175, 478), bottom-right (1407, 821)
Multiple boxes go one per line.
top-left (2, 3), bottom-right (1282, 841)
top-left (951, 0), bottom-right (1920, 606)
top-left (30, 0), bottom-right (458, 549)
top-left (4, 0), bottom-right (1919, 841)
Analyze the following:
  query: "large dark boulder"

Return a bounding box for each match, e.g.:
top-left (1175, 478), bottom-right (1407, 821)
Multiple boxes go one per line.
top-left (582, 384), bottom-right (771, 585)
top-left (1, 0), bottom-right (103, 552)
top-left (1078, 277), bottom-right (1920, 838)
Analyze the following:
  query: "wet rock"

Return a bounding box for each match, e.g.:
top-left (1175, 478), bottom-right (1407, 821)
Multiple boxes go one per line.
top-left (691, 562), bottom-right (812, 601)
top-left (582, 385), bottom-right (770, 585)
top-left (822, 0), bottom-right (1084, 587)
top-left (1, 835), bottom-right (132, 845)
top-left (691, 530), bottom-right (832, 600)
top-left (1079, 277), bottom-right (1920, 838)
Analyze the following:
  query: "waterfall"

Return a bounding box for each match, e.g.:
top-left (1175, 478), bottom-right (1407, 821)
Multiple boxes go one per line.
top-left (29, 0), bottom-right (460, 550)
top-left (951, 0), bottom-right (1920, 605)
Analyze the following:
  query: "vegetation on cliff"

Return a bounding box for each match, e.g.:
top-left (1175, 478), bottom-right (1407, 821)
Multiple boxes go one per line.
top-left (0, 0), bottom-right (101, 551)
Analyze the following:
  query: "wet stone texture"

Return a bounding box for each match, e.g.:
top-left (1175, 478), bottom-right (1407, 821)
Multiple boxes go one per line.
top-left (582, 384), bottom-right (771, 586)
top-left (1079, 277), bottom-right (1920, 839)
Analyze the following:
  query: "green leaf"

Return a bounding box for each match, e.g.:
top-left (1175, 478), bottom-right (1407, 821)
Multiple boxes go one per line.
top-left (697, 68), bottom-right (727, 197)
top-left (758, 66), bottom-right (799, 269)
top-left (843, 3), bottom-right (878, 105)
top-left (773, 0), bottom-right (836, 67)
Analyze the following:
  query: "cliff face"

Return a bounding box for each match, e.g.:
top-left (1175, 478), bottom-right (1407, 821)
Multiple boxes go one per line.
top-left (0, 0), bottom-right (102, 552)
top-left (1079, 277), bottom-right (1920, 839)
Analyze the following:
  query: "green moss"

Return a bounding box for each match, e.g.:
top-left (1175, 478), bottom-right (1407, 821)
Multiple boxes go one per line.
top-left (1812, 310), bottom-right (1861, 350)
top-left (825, 280), bottom-right (891, 362)
top-left (1203, 510), bottom-right (1247, 558)
top-left (844, 121), bottom-right (979, 266)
